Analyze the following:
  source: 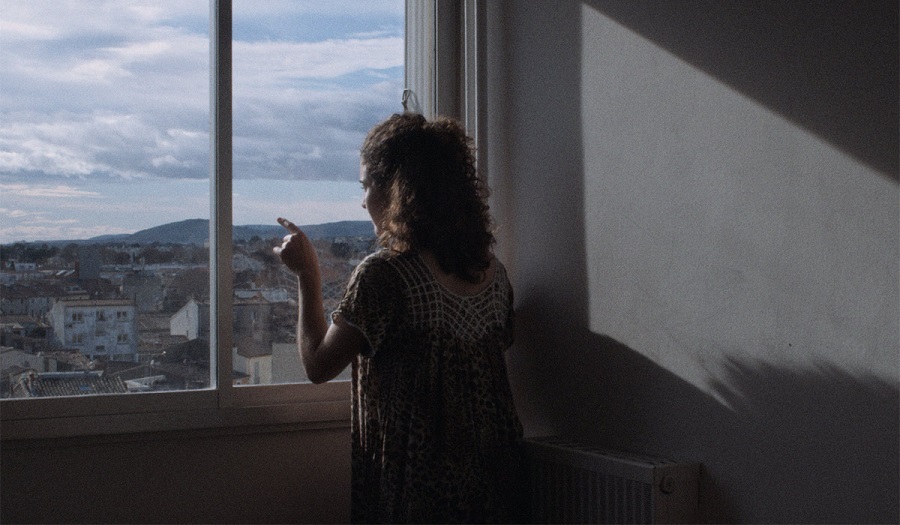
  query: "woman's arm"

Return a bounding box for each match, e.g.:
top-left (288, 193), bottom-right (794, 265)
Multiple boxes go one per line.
top-left (274, 217), bottom-right (365, 383)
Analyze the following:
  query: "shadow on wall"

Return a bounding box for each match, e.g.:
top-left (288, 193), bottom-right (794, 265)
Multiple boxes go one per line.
top-left (515, 307), bottom-right (899, 523)
top-left (497, 1), bottom-right (898, 522)
top-left (587, 0), bottom-right (900, 180)
top-left (708, 358), bottom-right (899, 524)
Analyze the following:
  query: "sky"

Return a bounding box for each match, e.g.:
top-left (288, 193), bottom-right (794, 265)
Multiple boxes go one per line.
top-left (0, 0), bottom-right (404, 243)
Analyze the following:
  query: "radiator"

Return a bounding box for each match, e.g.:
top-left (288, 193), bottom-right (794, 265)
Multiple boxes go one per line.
top-left (524, 436), bottom-right (700, 524)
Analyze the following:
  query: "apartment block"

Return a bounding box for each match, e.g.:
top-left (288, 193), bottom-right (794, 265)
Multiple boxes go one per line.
top-left (47, 299), bottom-right (138, 362)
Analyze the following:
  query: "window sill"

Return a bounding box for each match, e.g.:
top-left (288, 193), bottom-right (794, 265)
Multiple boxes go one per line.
top-left (1, 381), bottom-right (351, 441)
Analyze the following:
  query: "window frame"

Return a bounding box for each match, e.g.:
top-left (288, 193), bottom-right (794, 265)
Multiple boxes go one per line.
top-left (0, 0), bottom-right (483, 441)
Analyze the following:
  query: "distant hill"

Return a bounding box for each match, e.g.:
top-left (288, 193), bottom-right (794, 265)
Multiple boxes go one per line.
top-left (235, 221), bottom-right (375, 242)
top-left (34, 219), bottom-right (374, 246)
top-left (131, 219), bottom-right (210, 244)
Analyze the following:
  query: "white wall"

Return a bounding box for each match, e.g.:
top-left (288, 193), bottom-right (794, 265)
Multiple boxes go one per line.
top-left (488, 1), bottom-right (898, 523)
top-left (170, 299), bottom-right (201, 340)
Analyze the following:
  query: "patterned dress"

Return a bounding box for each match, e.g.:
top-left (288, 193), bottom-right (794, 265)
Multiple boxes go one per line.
top-left (335, 250), bottom-right (525, 524)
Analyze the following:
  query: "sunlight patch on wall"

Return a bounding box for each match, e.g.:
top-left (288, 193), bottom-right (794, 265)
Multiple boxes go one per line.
top-left (580, 5), bottom-right (898, 391)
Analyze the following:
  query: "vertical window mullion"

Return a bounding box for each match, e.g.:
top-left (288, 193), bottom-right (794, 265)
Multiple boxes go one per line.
top-left (463, 0), bottom-right (486, 164)
top-left (405, 1), bottom-right (436, 118)
top-left (210, 0), bottom-right (234, 404)
top-left (434, 0), bottom-right (461, 119)
top-left (405, 0), bottom-right (464, 121)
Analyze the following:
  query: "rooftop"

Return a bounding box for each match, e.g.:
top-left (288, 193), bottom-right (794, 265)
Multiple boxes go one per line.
top-left (11, 370), bottom-right (127, 397)
top-left (54, 298), bottom-right (135, 308)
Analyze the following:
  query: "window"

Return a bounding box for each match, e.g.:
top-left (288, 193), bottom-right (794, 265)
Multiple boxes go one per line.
top-left (1, 0), bottom-right (477, 438)
top-left (229, 1), bottom-right (404, 386)
top-left (1, 0), bottom-right (213, 402)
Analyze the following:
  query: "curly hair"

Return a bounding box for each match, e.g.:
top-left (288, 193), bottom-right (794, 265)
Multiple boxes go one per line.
top-left (360, 113), bottom-right (495, 283)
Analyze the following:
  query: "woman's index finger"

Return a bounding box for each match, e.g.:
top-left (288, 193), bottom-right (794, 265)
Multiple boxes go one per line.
top-left (277, 217), bottom-right (302, 234)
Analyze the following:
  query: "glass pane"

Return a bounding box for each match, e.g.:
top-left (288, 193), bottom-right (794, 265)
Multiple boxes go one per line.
top-left (231, 1), bottom-right (403, 385)
top-left (0, 1), bottom-right (211, 397)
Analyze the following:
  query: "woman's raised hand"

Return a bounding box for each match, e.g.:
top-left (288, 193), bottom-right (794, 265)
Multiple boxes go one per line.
top-left (273, 217), bottom-right (316, 277)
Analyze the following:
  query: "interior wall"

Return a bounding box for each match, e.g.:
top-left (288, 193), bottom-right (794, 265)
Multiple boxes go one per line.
top-left (1, 425), bottom-right (351, 524)
top-left (487, 1), bottom-right (899, 523)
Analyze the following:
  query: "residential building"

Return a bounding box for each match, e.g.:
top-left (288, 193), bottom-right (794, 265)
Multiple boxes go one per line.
top-left (0, 281), bottom-right (66, 318)
top-left (0, 316), bottom-right (52, 354)
top-left (122, 272), bottom-right (165, 313)
top-left (170, 298), bottom-right (208, 341)
top-left (47, 299), bottom-right (138, 362)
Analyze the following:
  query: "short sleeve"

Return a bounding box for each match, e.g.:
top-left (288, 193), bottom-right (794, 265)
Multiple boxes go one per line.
top-left (333, 253), bottom-right (404, 357)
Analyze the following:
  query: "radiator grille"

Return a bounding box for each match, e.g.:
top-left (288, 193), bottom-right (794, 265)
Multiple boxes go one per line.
top-left (525, 437), bottom-right (699, 524)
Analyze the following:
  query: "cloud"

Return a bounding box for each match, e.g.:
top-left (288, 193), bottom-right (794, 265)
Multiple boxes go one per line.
top-left (0, 19), bottom-right (58, 41)
top-left (0, 184), bottom-right (102, 199)
top-left (0, 208), bottom-right (31, 219)
top-left (234, 37), bottom-right (402, 80)
top-left (1, 0), bottom-right (403, 242)
top-left (0, 223), bottom-right (132, 243)
top-left (0, 113), bottom-right (203, 180)
top-left (232, 0), bottom-right (403, 19)
top-left (1, 1), bottom-right (402, 185)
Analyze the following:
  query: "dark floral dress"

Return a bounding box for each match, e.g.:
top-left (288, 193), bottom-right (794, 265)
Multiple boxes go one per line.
top-left (335, 250), bottom-right (525, 524)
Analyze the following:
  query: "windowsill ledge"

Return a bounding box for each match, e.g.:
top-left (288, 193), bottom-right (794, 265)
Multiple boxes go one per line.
top-left (2, 400), bottom-right (350, 444)
top-left (1, 381), bottom-right (351, 442)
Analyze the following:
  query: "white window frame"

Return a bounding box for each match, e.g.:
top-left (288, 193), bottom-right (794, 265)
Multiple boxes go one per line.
top-left (0, 0), bottom-right (484, 441)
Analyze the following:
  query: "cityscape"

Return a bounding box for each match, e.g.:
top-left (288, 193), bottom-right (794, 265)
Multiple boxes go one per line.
top-left (0, 220), bottom-right (375, 397)
top-left (1, 2), bottom-right (400, 400)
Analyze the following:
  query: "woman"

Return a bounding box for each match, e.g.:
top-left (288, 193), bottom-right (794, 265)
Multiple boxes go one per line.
top-left (275, 113), bottom-right (524, 523)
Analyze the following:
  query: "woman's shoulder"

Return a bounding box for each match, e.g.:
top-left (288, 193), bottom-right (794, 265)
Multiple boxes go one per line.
top-left (358, 249), bottom-right (415, 269)
top-left (492, 258), bottom-right (508, 282)
top-left (353, 249), bottom-right (413, 284)
top-left (354, 249), bottom-right (395, 275)
top-left (363, 249), bottom-right (430, 268)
